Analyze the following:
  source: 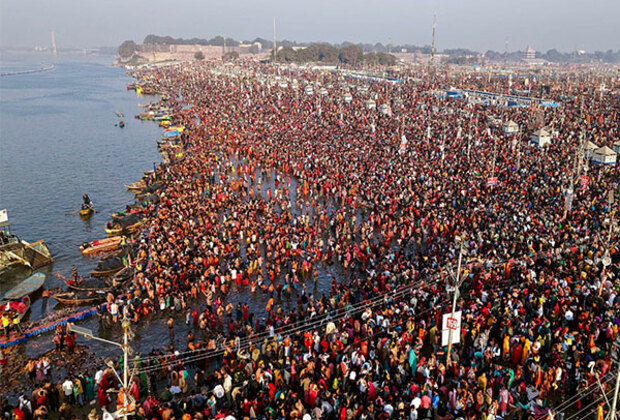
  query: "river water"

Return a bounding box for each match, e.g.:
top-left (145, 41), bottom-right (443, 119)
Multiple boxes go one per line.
top-left (0, 53), bottom-right (166, 356)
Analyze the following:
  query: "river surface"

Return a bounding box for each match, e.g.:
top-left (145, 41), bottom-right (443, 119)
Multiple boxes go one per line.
top-left (0, 53), bottom-right (166, 356)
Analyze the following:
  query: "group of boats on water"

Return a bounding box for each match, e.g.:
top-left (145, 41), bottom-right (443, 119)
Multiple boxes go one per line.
top-left (1, 97), bottom-right (174, 331)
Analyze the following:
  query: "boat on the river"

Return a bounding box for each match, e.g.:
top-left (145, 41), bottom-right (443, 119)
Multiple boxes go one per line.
top-left (1, 273), bottom-right (46, 300)
top-left (103, 266), bottom-right (134, 286)
top-left (0, 296), bottom-right (31, 323)
top-left (80, 236), bottom-right (122, 256)
top-left (125, 180), bottom-right (146, 191)
top-left (52, 291), bottom-right (106, 306)
top-left (118, 121), bottom-right (125, 128)
top-left (60, 277), bottom-right (112, 293)
top-left (115, 110), bottom-right (124, 118)
top-left (90, 255), bottom-right (125, 278)
top-left (105, 223), bottom-right (144, 236)
top-left (105, 214), bottom-right (145, 236)
top-left (90, 266), bottom-right (124, 278)
top-left (79, 207), bottom-right (94, 218)
top-left (0, 211), bottom-right (53, 277)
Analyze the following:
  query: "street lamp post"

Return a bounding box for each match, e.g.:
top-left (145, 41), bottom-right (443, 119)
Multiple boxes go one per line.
top-left (446, 242), bottom-right (464, 368)
top-left (68, 317), bottom-right (133, 420)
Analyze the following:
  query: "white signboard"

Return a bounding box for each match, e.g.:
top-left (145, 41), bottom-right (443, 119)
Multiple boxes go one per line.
top-left (441, 310), bottom-right (462, 347)
top-left (0, 209), bottom-right (7, 224)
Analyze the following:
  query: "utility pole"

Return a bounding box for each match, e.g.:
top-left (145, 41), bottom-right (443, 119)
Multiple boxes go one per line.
top-left (446, 242), bottom-right (464, 368)
top-left (273, 17), bottom-right (277, 64)
top-left (600, 192), bottom-right (615, 299)
top-left (610, 357), bottom-right (620, 420)
top-left (122, 317), bottom-right (130, 420)
top-left (68, 316), bottom-right (133, 420)
top-left (430, 13), bottom-right (437, 64)
top-left (564, 99), bottom-right (586, 219)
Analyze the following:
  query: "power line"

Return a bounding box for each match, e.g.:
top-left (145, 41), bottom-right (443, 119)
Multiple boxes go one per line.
top-left (133, 276), bottom-right (443, 373)
top-left (133, 267), bottom-right (523, 374)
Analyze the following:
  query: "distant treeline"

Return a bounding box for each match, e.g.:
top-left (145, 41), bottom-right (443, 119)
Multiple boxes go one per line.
top-left (276, 44), bottom-right (396, 65)
top-left (118, 35), bottom-right (620, 63)
top-left (484, 49), bottom-right (620, 64)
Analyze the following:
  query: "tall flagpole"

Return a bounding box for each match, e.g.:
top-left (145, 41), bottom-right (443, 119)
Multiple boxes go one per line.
top-left (273, 17), bottom-right (277, 64)
top-left (430, 13), bottom-right (436, 64)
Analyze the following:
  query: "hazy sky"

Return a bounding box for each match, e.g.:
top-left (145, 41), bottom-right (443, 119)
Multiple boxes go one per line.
top-left (2, 0), bottom-right (619, 52)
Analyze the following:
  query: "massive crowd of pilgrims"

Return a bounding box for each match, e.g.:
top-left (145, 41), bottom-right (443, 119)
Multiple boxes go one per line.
top-left (5, 61), bottom-right (619, 420)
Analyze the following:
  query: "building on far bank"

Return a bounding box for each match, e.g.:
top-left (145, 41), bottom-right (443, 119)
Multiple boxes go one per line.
top-left (524, 46), bottom-right (536, 60)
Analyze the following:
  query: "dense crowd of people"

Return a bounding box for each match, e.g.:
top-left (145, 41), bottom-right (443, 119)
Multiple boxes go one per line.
top-left (2, 61), bottom-right (618, 420)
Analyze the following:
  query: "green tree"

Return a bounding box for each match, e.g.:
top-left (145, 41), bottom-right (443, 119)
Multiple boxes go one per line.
top-left (277, 46), bottom-right (298, 63)
top-left (317, 44), bottom-right (339, 63)
top-left (224, 51), bottom-right (239, 61)
top-left (377, 52), bottom-right (396, 66)
top-left (364, 52), bottom-right (379, 65)
top-left (338, 45), bottom-right (363, 64)
top-left (118, 40), bottom-right (137, 58)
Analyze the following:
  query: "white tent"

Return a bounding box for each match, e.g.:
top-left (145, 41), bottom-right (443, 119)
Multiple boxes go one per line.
top-left (365, 99), bottom-right (376, 110)
top-left (592, 146), bottom-right (617, 165)
top-left (531, 129), bottom-right (551, 147)
top-left (503, 120), bottom-right (519, 134)
top-left (584, 141), bottom-right (598, 159)
top-left (613, 140), bottom-right (620, 153)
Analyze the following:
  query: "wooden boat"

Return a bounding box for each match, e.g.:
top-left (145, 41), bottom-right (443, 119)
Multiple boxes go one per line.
top-left (61, 277), bottom-right (112, 293)
top-left (115, 110), bottom-right (124, 118)
top-left (110, 212), bottom-right (129, 221)
top-left (125, 180), bottom-right (146, 191)
top-left (52, 291), bottom-right (106, 306)
top-left (0, 296), bottom-right (31, 322)
top-left (105, 227), bottom-right (123, 236)
top-left (1, 225), bottom-right (53, 276)
top-left (2, 273), bottom-right (46, 300)
top-left (80, 207), bottom-right (94, 217)
top-left (80, 236), bottom-right (122, 256)
top-left (104, 266), bottom-right (135, 287)
top-left (125, 220), bottom-right (145, 233)
top-left (90, 266), bottom-right (124, 278)
top-left (105, 220), bottom-right (144, 236)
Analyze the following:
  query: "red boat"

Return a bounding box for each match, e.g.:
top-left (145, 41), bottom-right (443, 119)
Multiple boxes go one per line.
top-left (0, 296), bottom-right (31, 322)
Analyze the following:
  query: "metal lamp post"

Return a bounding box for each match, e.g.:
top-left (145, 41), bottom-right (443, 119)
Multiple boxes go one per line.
top-left (68, 316), bottom-right (133, 420)
top-left (446, 241), bottom-right (466, 368)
